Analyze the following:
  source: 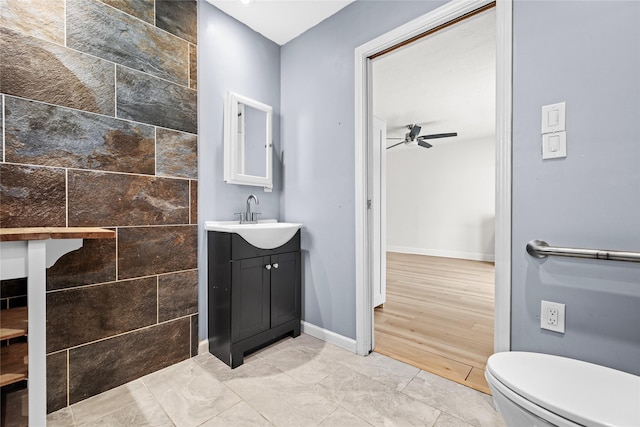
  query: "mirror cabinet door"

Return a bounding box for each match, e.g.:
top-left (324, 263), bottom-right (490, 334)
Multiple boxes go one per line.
top-left (224, 91), bottom-right (273, 190)
top-left (238, 103), bottom-right (268, 178)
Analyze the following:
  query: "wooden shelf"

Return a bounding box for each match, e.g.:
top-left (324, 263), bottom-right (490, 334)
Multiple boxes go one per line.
top-left (0, 342), bottom-right (28, 387)
top-left (1, 308), bottom-right (29, 387)
top-left (0, 227), bottom-right (115, 242)
top-left (1, 307), bottom-right (28, 340)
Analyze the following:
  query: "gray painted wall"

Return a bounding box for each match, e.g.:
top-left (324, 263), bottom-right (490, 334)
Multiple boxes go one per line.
top-left (280, 1), bottom-right (447, 339)
top-left (199, 1), bottom-right (640, 376)
top-left (511, 0), bottom-right (640, 374)
top-left (281, 0), bottom-right (640, 374)
top-left (198, 2), bottom-right (282, 338)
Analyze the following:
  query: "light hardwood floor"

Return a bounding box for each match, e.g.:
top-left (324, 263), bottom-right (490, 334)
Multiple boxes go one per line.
top-left (374, 252), bottom-right (495, 394)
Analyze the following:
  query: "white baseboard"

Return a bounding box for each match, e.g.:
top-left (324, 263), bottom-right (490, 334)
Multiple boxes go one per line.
top-left (301, 321), bottom-right (357, 353)
top-left (387, 246), bottom-right (495, 262)
top-left (198, 339), bottom-right (209, 355)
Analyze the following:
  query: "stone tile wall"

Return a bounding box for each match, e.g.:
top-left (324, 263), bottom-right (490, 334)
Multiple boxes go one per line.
top-left (0, 0), bottom-right (198, 412)
top-left (0, 278), bottom-right (27, 310)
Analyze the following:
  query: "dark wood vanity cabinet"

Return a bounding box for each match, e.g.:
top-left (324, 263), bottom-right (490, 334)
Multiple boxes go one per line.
top-left (208, 230), bottom-right (301, 368)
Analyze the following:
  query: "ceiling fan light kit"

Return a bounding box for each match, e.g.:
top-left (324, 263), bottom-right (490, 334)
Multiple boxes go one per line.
top-left (408, 124), bottom-right (422, 140)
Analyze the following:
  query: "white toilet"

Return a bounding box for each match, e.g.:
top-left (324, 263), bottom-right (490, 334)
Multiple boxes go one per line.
top-left (485, 352), bottom-right (640, 427)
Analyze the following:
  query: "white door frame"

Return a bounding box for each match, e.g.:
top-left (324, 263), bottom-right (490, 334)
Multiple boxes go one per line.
top-left (354, 0), bottom-right (512, 356)
top-left (372, 116), bottom-right (387, 308)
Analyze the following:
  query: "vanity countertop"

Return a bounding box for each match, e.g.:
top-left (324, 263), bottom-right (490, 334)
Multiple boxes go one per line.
top-left (0, 227), bottom-right (115, 242)
top-left (205, 220), bottom-right (301, 250)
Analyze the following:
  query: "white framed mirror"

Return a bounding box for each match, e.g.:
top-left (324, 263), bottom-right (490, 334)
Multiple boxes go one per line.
top-left (224, 91), bottom-right (273, 191)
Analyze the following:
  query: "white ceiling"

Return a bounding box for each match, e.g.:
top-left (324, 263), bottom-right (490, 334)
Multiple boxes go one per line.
top-left (204, 0), bottom-right (354, 45)
top-left (373, 9), bottom-right (496, 150)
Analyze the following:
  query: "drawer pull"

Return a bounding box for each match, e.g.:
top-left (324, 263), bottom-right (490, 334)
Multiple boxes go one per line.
top-left (273, 263), bottom-right (279, 269)
top-left (265, 264), bottom-right (272, 270)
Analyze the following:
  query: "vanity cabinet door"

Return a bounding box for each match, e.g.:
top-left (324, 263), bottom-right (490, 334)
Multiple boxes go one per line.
top-left (231, 256), bottom-right (270, 342)
top-left (270, 252), bottom-right (301, 328)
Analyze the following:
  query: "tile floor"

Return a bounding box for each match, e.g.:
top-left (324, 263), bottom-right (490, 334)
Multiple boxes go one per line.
top-left (47, 334), bottom-right (506, 427)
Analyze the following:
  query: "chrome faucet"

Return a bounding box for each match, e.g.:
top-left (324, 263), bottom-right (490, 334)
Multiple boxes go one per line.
top-left (244, 194), bottom-right (259, 224)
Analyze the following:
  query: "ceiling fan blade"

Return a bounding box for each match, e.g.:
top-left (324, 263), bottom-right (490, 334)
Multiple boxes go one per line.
top-left (387, 137), bottom-right (405, 140)
top-left (417, 140), bottom-right (433, 149)
top-left (386, 140), bottom-right (406, 150)
top-left (418, 132), bottom-right (458, 140)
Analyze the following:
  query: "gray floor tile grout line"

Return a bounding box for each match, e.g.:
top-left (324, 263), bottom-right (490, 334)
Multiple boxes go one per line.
top-left (140, 378), bottom-right (177, 427)
top-left (217, 356), bottom-right (309, 426)
top-left (400, 368), bottom-right (425, 394)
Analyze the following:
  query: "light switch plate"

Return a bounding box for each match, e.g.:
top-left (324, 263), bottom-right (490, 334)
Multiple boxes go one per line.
top-left (541, 102), bottom-right (566, 134)
top-left (542, 131), bottom-right (567, 159)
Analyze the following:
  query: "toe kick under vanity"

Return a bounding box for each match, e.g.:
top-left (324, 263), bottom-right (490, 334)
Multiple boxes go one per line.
top-left (205, 220), bottom-right (302, 368)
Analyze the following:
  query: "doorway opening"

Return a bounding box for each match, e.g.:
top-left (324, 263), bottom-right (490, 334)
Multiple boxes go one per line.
top-left (354, 0), bottom-right (512, 388)
top-left (371, 6), bottom-right (496, 393)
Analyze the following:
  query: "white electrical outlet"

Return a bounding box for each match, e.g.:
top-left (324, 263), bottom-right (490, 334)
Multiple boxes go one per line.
top-left (541, 300), bottom-right (565, 333)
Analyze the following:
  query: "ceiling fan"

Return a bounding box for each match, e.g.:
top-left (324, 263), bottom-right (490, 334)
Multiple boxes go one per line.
top-left (386, 124), bottom-right (457, 149)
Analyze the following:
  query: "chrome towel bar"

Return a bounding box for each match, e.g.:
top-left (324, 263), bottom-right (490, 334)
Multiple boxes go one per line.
top-left (526, 240), bottom-right (640, 263)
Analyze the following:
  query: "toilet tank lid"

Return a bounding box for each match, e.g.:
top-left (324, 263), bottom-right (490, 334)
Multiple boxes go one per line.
top-left (486, 352), bottom-right (640, 427)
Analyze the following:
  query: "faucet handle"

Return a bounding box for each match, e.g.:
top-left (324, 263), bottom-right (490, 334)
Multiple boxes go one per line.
top-left (233, 212), bottom-right (245, 223)
top-left (251, 212), bottom-right (262, 223)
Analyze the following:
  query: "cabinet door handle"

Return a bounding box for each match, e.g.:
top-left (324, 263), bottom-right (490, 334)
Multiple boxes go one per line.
top-left (265, 264), bottom-right (272, 270)
top-left (273, 263), bottom-right (279, 269)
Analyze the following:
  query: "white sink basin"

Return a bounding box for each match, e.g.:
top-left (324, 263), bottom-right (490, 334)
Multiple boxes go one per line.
top-left (204, 220), bottom-right (302, 249)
